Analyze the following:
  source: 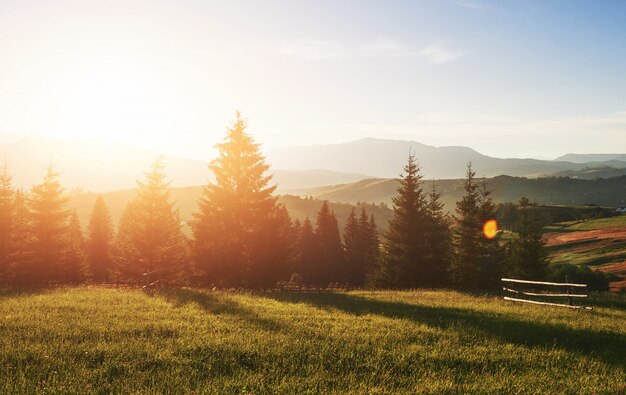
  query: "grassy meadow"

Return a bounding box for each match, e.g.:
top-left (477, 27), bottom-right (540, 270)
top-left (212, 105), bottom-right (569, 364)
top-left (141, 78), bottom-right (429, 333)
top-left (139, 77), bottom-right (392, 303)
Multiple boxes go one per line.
top-left (545, 215), bottom-right (626, 290)
top-left (1, 287), bottom-right (625, 394)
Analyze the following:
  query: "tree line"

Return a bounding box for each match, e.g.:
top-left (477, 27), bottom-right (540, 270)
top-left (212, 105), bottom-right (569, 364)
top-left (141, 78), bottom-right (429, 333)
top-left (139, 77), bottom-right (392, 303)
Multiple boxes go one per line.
top-left (0, 113), bottom-right (551, 289)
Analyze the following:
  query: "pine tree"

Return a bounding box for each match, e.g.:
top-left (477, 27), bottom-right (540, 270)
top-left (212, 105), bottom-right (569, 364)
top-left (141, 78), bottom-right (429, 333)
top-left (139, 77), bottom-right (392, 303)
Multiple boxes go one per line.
top-left (344, 207), bottom-right (379, 287)
top-left (343, 208), bottom-right (362, 285)
top-left (11, 190), bottom-right (31, 284)
top-left (64, 210), bottom-right (86, 283)
top-left (0, 164), bottom-right (14, 284)
top-left (87, 196), bottom-right (114, 282)
top-left (296, 217), bottom-right (318, 286)
top-left (192, 113), bottom-right (291, 288)
top-left (365, 213), bottom-right (380, 280)
top-left (377, 153), bottom-right (428, 288)
top-left (27, 167), bottom-right (71, 285)
top-left (313, 201), bottom-right (344, 288)
top-left (115, 158), bottom-right (188, 284)
top-left (424, 180), bottom-right (451, 286)
top-left (450, 163), bottom-right (481, 286)
top-left (507, 206), bottom-right (548, 279)
top-left (475, 178), bottom-right (504, 287)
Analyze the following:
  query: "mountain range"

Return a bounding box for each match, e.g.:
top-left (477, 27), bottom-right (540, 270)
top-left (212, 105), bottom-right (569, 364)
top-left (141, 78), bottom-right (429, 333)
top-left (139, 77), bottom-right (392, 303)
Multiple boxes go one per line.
top-left (1, 136), bottom-right (625, 192)
top-left (267, 138), bottom-right (626, 179)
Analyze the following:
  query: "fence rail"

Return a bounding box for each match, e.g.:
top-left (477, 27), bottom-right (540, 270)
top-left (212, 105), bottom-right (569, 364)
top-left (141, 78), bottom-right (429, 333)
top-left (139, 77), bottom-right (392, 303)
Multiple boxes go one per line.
top-left (502, 277), bottom-right (592, 310)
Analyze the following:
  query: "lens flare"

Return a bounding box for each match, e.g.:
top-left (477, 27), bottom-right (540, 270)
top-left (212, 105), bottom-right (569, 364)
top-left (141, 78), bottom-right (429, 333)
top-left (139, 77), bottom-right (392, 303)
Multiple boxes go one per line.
top-left (482, 219), bottom-right (498, 239)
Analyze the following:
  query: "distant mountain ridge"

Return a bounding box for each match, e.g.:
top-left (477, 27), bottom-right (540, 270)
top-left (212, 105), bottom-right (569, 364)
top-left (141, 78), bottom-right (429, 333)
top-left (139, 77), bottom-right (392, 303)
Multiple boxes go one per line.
top-left (267, 138), bottom-right (626, 179)
top-left (555, 153), bottom-right (626, 163)
top-left (298, 175), bottom-right (626, 210)
top-left (2, 136), bottom-right (625, 192)
top-left (0, 137), bottom-right (371, 192)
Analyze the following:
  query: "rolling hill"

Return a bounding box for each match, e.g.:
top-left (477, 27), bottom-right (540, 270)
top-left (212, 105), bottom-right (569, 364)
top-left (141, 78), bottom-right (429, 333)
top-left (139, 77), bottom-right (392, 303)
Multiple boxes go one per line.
top-left (297, 175), bottom-right (626, 210)
top-left (555, 153), bottom-right (626, 163)
top-left (4, 136), bottom-right (625, 194)
top-left (267, 138), bottom-right (626, 179)
top-left (0, 137), bottom-right (372, 192)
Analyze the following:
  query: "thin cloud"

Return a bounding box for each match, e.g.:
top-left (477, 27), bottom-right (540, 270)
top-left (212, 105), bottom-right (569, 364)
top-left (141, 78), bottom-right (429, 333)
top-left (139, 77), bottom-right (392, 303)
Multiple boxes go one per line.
top-left (452, 0), bottom-right (491, 11)
top-left (419, 42), bottom-right (465, 64)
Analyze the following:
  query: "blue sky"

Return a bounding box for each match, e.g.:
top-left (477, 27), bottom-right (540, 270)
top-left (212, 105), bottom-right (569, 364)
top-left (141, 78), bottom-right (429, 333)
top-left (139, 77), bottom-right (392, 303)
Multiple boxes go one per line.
top-left (0, 0), bottom-right (625, 159)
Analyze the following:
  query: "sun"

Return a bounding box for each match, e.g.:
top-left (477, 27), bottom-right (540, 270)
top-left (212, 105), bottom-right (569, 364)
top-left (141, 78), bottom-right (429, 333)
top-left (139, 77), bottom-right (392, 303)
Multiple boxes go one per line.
top-left (64, 66), bottom-right (167, 147)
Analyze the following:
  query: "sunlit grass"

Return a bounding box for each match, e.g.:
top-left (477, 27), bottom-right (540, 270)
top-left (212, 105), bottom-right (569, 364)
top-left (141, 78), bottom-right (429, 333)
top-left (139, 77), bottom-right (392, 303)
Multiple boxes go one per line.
top-left (1, 287), bottom-right (625, 393)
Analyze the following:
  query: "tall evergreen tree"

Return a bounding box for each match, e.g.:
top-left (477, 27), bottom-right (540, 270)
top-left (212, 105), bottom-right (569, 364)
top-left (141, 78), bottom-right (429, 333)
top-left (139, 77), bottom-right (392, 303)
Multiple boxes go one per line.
top-left (451, 165), bottom-right (504, 288)
top-left (64, 210), bottom-right (86, 283)
top-left (192, 113), bottom-right (291, 288)
top-left (0, 165), bottom-right (14, 284)
top-left (27, 167), bottom-right (71, 285)
top-left (296, 217), bottom-right (318, 286)
top-left (313, 201), bottom-right (344, 287)
top-left (364, 213), bottom-right (380, 280)
top-left (377, 153), bottom-right (428, 287)
top-left (424, 180), bottom-right (451, 286)
top-left (11, 190), bottom-right (31, 284)
top-left (344, 207), bottom-right (379, 287)
top-left (115, 158), bottom-right (188, 283)
top-left (450, 163), bottom-right (481, 287)
top-left (87, 196), bottom-right (114, 282)
top-left (475, 178), bottom-right (504, 287)
top-left (506, 206), bottom-right (548, 279)
top-left (343, 208), bottom-right (362, 285)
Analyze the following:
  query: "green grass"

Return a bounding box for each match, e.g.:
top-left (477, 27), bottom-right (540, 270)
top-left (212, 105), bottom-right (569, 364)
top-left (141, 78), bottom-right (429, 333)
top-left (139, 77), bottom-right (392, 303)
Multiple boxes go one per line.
top-left (547, 215), bottom-right (626, 232)
top-left (1, 287), bottom-right (625, 394)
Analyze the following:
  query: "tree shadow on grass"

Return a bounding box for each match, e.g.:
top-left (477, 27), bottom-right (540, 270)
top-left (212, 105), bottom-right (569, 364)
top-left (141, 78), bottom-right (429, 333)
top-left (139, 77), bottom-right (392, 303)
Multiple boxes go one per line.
top-left (264, 292), bottom-right (626, 369)
top-left (156, 288), bottom-right (287, 333)
top-left (0, 287), bottom-right (51, 299)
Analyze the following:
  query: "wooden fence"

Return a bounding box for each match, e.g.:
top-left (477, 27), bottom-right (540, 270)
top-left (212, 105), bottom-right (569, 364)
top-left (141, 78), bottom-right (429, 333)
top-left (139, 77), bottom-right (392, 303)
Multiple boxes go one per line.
top-left (502, 277), bottom-right (592, 310)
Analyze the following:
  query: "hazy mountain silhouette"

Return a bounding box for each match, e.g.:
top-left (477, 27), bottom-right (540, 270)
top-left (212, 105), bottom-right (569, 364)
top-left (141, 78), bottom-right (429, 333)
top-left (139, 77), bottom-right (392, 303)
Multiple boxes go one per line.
top-left (297, 175), bottom-right (626, 209)
top-left (554, 153), bottom-right (626, 163)
top-left (3, 136), bottom-right (625, 192)
top-left (267, 138), bottom-right (626, 179)
top-left (0, 137), bottom-right (371, 192)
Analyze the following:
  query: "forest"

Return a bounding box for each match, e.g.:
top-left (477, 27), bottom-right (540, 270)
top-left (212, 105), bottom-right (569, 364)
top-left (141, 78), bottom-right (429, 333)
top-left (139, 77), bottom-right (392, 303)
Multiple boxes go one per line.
top-left (0, 114), bottom-right (610, 290)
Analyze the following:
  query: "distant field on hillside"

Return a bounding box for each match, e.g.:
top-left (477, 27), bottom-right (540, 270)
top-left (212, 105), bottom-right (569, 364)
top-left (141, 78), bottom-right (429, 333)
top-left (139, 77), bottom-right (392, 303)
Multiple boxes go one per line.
top-left (299, 175), bottom-right (626, 210)
top-left (1, 287), bottom-right (624, 393)
top-left (545, 215), bottom-right (626, 291)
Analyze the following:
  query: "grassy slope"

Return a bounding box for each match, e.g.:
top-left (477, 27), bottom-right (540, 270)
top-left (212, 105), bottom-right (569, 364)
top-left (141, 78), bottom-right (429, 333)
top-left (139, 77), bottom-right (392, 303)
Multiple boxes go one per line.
top-left (545, 215), bottom-right (626, 290)
top-left (1, 287), bottom-right (625, 394)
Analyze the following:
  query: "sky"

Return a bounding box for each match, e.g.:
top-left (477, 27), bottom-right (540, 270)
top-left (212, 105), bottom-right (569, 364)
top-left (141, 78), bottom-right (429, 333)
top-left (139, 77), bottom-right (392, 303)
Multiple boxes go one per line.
top-left (1, 0), bottom-right (625, 160)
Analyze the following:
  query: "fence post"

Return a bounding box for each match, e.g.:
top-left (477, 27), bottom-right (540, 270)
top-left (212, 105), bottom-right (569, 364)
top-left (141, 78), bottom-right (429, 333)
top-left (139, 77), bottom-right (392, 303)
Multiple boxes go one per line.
top-left (566, 275), bottom-right (573, 306)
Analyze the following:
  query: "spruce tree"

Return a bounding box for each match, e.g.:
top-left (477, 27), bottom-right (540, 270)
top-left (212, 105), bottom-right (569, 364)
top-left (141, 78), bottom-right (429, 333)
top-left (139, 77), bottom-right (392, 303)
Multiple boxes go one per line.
top-left (11, 190), bottom-right (31, 284)
top-left (450, 163), bottom-right (481, 287)
top-left (475, 178), bottom-right (504, 287)
top-left (87, 196), bottom-right (114, 282)
top-left (0, 165), bottom-right (14, 284)
top-left (364, 213), bottom-right (380, 280)
top-left (115, 158), bottom-right (188, 283)
top-left (27, 167), bottom-right (71, 285)
top-left (424, 180), bottom-right (451, 286)
top-left (377, 153), bottom-right (428, 288)
top-left (64, 210), bottom-right (86, 283)
top-left (507, 206), bottom-right (548, 279)
top-left (313, 201), bottom-right (344, 288)
top-left (343, 208), bottom-right (362, 285)
top-left (296, 217), bottom-right (318, 286)
top-left (192, 113), bottom-right (291, 288)
top-left (344, 207), bottom-right (379, 287)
